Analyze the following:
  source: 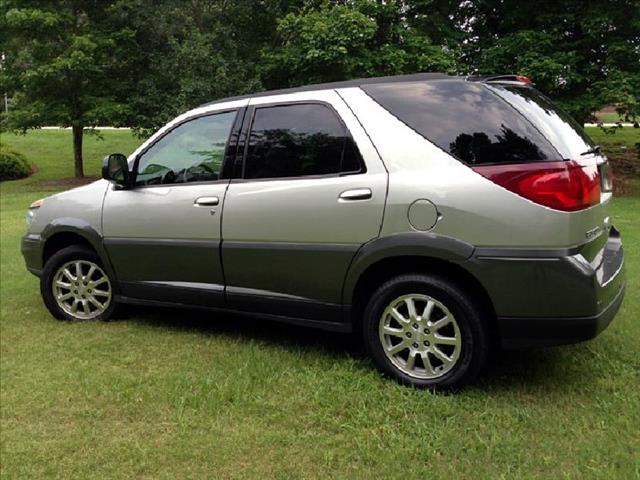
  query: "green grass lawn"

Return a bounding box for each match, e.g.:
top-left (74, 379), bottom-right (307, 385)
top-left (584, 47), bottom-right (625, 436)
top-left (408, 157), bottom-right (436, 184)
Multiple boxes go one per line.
top-left (588, 125), bottom-right (640, 149)
top-left (2, 129), bottom-right (142, 192)
top-left (1, 129), bottom-right (639, 478)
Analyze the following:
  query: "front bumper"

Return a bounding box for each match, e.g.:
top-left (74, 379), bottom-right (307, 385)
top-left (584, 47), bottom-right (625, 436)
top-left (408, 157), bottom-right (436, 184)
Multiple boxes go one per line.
top-left (21, 233), bottom-right (44, 277)
top-left (466, 227), bottom-right (626, 348)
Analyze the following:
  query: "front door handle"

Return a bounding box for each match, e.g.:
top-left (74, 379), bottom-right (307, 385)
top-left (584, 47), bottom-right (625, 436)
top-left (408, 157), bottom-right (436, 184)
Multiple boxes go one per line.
top-left (339, 188), bottom-right (372, 201)
top-left (194, 196), bottom-right (219, 207)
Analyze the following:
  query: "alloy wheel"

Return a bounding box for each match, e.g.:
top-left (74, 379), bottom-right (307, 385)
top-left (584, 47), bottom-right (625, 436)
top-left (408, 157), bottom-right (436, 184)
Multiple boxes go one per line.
top-left (52, 260), bottom-right (112, 320)
top-left (378, 294), bottom-right (462, 379)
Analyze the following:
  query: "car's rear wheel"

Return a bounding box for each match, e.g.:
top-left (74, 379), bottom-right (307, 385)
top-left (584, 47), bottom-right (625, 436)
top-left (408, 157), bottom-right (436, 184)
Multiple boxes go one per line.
top-left (41, 245), bottom-right (116, 321)
top-left (362, 274), bottom-right (488, 390)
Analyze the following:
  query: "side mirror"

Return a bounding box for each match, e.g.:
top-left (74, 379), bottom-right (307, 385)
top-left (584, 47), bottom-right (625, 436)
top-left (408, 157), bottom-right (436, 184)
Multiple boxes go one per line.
top-left (102, 153), bottom-right (131, 187)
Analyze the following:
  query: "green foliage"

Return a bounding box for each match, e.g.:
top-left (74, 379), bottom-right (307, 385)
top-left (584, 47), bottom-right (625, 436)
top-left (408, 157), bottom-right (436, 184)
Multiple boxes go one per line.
top-left (0, 1), bottom-right (143, 176)
top-left (0, 146), bottom-right (31, 181)
top-left (0, 2), bottom-right (136, 129)
top-left (121, 0), bottom-right (300, 136)
top-left (1, 0), bottom-right (639, 150)
top-left (260, 1), bottom-right (456, 88)
top-left (457, 0), bottom-right (640, 124)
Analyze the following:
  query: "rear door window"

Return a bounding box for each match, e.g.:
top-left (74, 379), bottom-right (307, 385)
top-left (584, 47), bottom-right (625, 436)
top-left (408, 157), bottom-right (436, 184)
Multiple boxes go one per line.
top-left (244, 103), bottom-right (363, 179)
top-left (362, 80), bottom-right (561, 165)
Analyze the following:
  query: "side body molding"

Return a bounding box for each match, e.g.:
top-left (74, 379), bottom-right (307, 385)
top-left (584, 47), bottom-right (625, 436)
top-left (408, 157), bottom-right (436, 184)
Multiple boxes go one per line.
top-left (341, 232), bottom-right (475, 305)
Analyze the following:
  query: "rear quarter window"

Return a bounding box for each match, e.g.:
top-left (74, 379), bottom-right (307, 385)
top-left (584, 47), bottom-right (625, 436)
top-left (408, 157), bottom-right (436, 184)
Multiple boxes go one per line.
top-left (362, 80), bottom-right (562, 165)
top-left (488, 85), bottom-right (596, 159)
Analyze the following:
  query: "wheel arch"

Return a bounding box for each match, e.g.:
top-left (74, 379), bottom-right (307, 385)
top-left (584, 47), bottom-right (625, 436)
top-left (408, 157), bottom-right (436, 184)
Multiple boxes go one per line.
top-left (343, 233), bottom-right (498, 341)
top-left (41, 219), bottom-right (119, 288)
top-left (43, 231), bottom-right (94, 265)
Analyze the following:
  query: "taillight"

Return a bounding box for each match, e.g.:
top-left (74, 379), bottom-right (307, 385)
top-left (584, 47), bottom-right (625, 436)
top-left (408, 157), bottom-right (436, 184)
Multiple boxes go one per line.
top-left (599, 161), bottom-right (613, 192)
top-left (473, 160), bottom-right (601, 211)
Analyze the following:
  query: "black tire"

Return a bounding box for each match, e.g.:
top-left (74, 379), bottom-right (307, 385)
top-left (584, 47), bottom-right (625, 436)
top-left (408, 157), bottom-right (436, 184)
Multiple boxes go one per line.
top-left (362, 273), bottom-right (489, 390)
top-left (41, 245), bottom-right (117, 321)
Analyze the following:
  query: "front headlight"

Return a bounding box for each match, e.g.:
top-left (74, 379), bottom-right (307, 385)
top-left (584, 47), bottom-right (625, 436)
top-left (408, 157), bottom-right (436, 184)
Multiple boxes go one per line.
top-left (26, 198), bottom-right (43, 227)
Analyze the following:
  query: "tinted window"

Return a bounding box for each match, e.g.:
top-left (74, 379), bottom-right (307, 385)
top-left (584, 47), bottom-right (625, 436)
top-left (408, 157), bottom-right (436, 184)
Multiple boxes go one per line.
top-left (244, 104), bottom-right (362, 179)
top-left (363, 80), bottom-right (560, 165)
top-left (136, 111), bottom-right (236, 186)
top-left (489, 85), bottom-right (596, 159)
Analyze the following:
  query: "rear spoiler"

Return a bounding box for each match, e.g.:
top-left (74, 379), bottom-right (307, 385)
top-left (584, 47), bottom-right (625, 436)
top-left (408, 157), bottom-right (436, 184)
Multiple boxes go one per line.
top-left (467, 75), bottom-right (534, 85)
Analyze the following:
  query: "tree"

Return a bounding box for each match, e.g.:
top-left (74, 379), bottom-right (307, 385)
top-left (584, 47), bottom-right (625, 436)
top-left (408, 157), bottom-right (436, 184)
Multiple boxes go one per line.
top-left (454, 0), bottom-right (640, 124)
top-left (259, 0), bottom-right (456, 89)
top-left (120, 0), bottom-right (303, 135)
top-left (2, 0), bottom-right (638, 161)
top-left (0, 1), bottom-right (140, 177)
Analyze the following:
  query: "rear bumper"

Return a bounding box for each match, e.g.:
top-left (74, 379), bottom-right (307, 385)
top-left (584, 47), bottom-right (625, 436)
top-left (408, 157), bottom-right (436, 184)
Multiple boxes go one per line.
top-left (497, 282), bottom-right (625, 348)
top-left (465, 227), bottom-right (626, 348)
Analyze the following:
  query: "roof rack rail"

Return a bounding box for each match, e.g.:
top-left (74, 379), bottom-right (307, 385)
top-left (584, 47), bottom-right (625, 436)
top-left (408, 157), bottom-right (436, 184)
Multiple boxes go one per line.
top-left (198, 72), bottom-right (453, 108)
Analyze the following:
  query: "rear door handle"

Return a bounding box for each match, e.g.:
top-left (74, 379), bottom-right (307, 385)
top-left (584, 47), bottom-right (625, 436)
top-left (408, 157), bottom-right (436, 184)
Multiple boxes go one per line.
top-left (194, 196), bottom-right (219, 207)
top-left (339, 188), bottom-right (372, 201)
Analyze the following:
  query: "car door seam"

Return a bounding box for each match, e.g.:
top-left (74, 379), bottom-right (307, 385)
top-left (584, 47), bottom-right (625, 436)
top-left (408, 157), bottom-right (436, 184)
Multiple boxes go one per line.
top-left (335, 88), bottom-right (389, 237)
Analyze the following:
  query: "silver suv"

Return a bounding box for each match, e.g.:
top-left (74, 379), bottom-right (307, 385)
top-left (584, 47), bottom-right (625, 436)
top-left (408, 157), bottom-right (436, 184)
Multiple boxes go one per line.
top-left (21, 73), bottom-right (626, 389)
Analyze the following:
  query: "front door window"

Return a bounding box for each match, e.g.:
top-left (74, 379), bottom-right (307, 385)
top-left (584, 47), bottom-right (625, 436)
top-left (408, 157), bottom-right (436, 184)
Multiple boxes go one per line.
top-left (135, 111), bottom-right (237, 186)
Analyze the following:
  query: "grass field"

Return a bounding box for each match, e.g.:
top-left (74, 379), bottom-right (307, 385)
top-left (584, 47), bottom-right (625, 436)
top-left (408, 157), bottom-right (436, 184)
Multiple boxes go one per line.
top-left (1, 129), bottom-right (639, 478)
top-left (588, 125), bottom-right (640, 148)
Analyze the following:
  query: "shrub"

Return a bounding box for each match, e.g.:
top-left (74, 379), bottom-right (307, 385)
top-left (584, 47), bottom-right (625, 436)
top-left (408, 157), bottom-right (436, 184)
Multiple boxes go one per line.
top-left (0, 147), bottom-right (31, 181)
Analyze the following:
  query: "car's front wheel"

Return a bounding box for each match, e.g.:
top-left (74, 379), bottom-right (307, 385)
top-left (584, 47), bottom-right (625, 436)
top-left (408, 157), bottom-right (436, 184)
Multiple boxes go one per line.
top-left (362, 273), bottom-right (489, 390)
top-left (41, 245), bottom-right (116, 321)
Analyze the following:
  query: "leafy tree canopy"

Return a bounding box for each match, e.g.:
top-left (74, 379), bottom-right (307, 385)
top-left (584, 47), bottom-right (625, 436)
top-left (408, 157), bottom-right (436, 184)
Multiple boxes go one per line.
top-left (455, 0), bottom-right (640, 123)
top-left (1, 0), bottom-right (639, 177)
top-left (260, 1), bottom-right (456, 88)
top-left (120, 0), bottom-right (302, 135)
top-left (0, 0), bottom-right (139, 176)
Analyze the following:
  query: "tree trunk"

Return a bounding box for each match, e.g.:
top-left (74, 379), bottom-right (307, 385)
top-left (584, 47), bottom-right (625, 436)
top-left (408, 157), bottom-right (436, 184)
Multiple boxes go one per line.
top-left (72, 125), bottom-right (84, 178)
